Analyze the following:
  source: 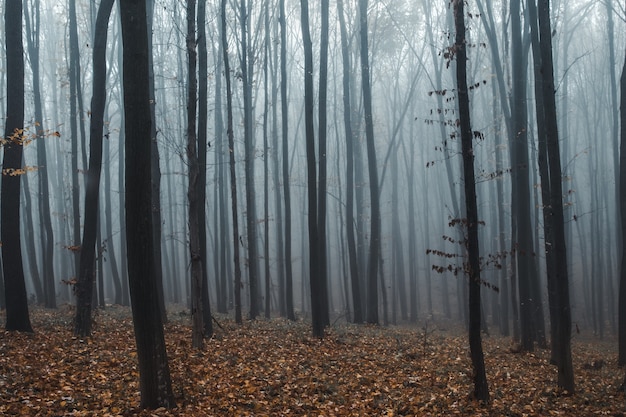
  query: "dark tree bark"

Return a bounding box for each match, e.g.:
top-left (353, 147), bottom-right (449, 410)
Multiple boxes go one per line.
top-left (119, 0), bottom-right (175, 407)
top-left (146, 0), bottom-right (167, 325)
top-left (240, 0), bottom-right (260, 320)
top-left (536, 0), bottom-right (575, 393)
top-left (68, 0), bottom-right (85, 276)
top-left (213, 28), bottom-right (229, 315)
top-left (197, 0), bottom-right (213, 338)
top-left (24, 0), bottom-right (56, 309)
top-left (511, 0), bottom-right (545, 351)
top-left (269, 13), bottom-right (285, 318)
top-left (359, 0), bottom-right (382, 325)
top-left (300, 0), bottom-right (324, 338)
top-left (222, 0), bottom-right (243, 325)
top-left (263, 0), bottom-right (271, 320)
top-left (317, 0), bottom-right (330, 328)
top-left (75, 0), bottom-right (115, 337)
top-left (187, 0), bottom-right (204, 349)
top-left (2, 0), bottom-right (33, 333)
top-left (279, 0), bottom-right (295, 321)
top-left (453, 0), bottom-right (489, 402)
top-left (337, 0), bottom-right (362, 324)
top-left (618, 4), bottom-right (626, 367)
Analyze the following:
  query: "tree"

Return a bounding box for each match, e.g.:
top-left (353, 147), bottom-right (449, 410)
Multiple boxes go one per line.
top-left (187, 0), bottom-right (205, 349)
top-left (24, 0), bottom-right (56, 309)
top-left (2, 0), bottom-right (33, 333)
top-left (279, 0), bottom-right (295, 321)
top-left (69, 0), bottom-right (85, 276)
top-left (317, 0), bottom-right (331, 328)
top-left (510, 0), bottom-right (546, 351)
top-left (534, 0), bottom-right (575, 393)
top-left (300, 0), bottom-right (327, 338)
top-left (222, 0), bottom-right (244, 325)
top-left (453, 0), bottom-right (489, 402)
top-left (359, 0), bottom-right (382, 325)
top-left (74, 0), bottom-right (116, 337)
top-left (619, 7), bottom-right (626, 368)
top-left (197, 0), bottom-right (213, 338)
top-left (240, 0), bottom-right (260, 320)
top-left (147, 0), bottom-right (167, 324)
top-left (337, 0), bottom-right (363, 324)
top-left (119, 0), bottom-right (175, 407)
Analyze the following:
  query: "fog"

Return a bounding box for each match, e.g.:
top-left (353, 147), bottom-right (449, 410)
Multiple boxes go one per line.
top-left (0, 0), bottom-right (623, 343)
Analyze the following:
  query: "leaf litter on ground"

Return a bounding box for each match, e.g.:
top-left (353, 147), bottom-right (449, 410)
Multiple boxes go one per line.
top-left (0, 306), bottom-right (624, 416)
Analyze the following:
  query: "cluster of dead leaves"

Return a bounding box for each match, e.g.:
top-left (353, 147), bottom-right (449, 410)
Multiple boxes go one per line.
top-left (0, 306), bottom-right (625, 416)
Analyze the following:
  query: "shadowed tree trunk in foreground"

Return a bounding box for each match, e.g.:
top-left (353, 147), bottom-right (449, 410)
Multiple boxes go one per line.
top-left (119, 0), bottom-right (175, 407)
top-left (2, 0), bottom-right (33, 333)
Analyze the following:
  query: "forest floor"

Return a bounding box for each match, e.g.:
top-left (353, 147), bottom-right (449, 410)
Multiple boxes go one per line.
top-left (0, 306), bottom-right (624, 416)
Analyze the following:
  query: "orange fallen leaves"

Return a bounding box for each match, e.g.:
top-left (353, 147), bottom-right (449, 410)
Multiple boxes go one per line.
top-left (0, 307), bottom-right (624, 416)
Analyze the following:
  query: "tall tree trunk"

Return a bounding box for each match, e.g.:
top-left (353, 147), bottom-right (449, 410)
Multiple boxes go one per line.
top-left (69, 0), bottom-right (82, 277)
top-left (270, 14), bottom-right (285, 318)
top-left (263, 0), bottom-right (272, 320)
top-left (240, 0), bottom-right (260, 320)
top-left (317, 0), bottom-right (330, 328)
top-left (453, 0), bottom-right (489, 402)
top-left (222, 0), bottom-right (243, 325)
top-left (337, 0), bottom-right (362, 323)
top-left (536, 0), bottom-right (575, 393)
top-left (2, 0), bottom-right (33, 333)
top-left (119, 0), bottom-right (175, 407)
top-left (300, 0), bottom-right (324, 338)
top-left (279, 0), bottom-right (295, 321)
top-left (146, 0), bottom-right (167, 324)
top-left (75, 0), bottom-right (115, 337)
top-left (617, 19), bottom-right (626, 368)
top-left (511, 0), bottom-right (543, 351)
top-left (359, 0), bottom-right (381, 325)
top-left (197, 0), bottom-right (213, 337)
top-left (24, 0), bottom-right (56, 309)
top-left (213, 32), bottom-right (229, 315)
top-left (187, 0), bottom-right (204, 349)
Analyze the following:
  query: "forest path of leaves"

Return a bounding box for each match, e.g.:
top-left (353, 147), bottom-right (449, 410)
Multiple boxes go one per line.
top-left (0, 306), bottom-right (623, 416)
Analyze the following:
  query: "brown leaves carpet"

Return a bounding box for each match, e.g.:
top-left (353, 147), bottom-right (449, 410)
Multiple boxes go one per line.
top-left (0, 306), bottom-right (624, 416)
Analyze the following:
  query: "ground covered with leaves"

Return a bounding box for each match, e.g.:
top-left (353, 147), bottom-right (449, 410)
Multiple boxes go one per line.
top-left (0, 306), bottom-right (624, 416)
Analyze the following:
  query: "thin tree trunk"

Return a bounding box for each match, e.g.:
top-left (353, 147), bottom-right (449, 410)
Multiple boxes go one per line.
top-left (240, 0), bottom-right (260, 320)
top-left (24, 0), bottom-right (56, 308)
top-left (359, 0), bottom-right (381, 325)
top-left (300, 0), bottom-right (324, 338)
top-left (536, 0), bottom-right (575, 393)
top-left (454, 0), bottom-right (489, 402)
top-left (222, 0), bottom-right (243, 325)
top-left (187, 0), bottom-right (204, 349)
top-left (75, 0), bottom-right (115, 337)
top-left (337, 0), bottom-right (362, 324)
top-left (279, 0), bottom-right (295, 321)
top-left (197, 0), bottom-right (213, 337)
top-left (146, 0), bottom-right (167, 324)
